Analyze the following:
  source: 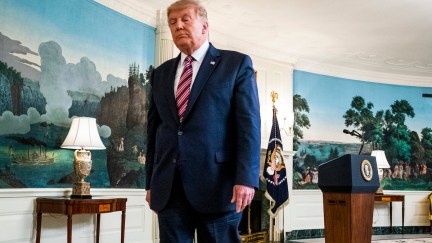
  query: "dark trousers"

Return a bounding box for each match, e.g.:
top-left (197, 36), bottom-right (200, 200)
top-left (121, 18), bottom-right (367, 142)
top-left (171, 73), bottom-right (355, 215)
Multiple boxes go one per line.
top-left (157, 171), bottom-right (242, 243)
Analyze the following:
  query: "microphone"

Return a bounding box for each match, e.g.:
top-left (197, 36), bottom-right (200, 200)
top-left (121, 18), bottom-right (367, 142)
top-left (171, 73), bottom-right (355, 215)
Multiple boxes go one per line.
top-left (352, 130), bottom-right (362, 138)
top-left (343, 129), bottom-right (364, 154)
top-left (342, 129), bottom-right (362, 139)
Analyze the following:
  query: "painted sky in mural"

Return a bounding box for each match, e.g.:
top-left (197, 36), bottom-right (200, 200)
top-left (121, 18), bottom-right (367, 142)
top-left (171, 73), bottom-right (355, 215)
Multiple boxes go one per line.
top-left (0, 0), bottom-right (155, 128)
top-left (0, 0), bottom-right (154, 80)
top-left (294, 71), bottom-right (432, 143)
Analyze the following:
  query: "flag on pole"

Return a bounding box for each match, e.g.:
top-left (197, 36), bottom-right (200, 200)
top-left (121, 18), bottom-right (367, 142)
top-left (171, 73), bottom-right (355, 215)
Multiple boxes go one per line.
top-left (262, 105), bottom-right (289, 217)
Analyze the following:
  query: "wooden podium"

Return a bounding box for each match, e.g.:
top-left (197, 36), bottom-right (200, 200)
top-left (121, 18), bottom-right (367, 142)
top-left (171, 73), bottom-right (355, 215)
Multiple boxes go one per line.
top-left (318, 154), bottom-right (379, 243)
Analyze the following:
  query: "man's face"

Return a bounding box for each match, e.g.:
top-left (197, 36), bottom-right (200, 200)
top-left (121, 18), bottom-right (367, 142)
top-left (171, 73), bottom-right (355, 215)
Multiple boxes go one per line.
top-left (168, 7), bottom-right (208, 54)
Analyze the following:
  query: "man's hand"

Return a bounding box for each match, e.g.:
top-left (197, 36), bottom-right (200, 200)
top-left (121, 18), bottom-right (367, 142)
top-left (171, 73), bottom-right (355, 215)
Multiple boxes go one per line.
top-left (231, 185), bottom-right (255, 213)
top-left (146, 190), bottom-right (151, 207)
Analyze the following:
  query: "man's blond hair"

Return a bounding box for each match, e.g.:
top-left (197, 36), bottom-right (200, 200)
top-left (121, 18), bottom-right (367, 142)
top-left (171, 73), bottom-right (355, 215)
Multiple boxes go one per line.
top-left (167, 0), bottom-right (208, 22)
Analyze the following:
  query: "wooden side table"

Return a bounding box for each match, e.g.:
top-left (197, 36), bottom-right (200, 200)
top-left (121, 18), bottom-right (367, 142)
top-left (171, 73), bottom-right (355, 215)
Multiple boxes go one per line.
top-left (374, 194), bottom-right (405, 234)
top-left (35, 197), bottom-right (127, 243)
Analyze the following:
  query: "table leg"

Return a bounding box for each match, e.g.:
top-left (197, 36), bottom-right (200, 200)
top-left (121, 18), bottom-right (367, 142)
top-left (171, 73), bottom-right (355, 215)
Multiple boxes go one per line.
top-left (96, 214), bottom-right (100, 243)
top-left (67, 215), bottom-right (72, 243)
top-left (121, 210), bottom-right (126, 243)
top-left (402, 201), bottom-right (405, 234)
top-left (390, 202), bottom-right (393, 233)
top-left (36, 212), bottom-right (42, 243)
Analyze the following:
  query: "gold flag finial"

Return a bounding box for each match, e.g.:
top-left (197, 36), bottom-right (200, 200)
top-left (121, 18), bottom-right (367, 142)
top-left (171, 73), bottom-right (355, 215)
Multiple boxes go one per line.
top-left (271, 91), bottom-right (278, 109)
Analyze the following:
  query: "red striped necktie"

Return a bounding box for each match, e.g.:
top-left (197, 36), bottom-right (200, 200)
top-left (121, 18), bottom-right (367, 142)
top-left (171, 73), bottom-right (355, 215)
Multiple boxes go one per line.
top-left (176, 55), bottom-right (194, 122)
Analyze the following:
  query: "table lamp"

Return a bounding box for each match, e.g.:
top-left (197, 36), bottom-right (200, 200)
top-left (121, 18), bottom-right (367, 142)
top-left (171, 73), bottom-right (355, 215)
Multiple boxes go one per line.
top-left (371, 150), bottom-right (390, 195)
top-left (61, 117), bottom-right (106, 199)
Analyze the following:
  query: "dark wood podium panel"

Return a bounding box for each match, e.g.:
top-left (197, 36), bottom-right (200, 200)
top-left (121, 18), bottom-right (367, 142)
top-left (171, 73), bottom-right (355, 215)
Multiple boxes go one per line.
top-left (323, 192), bottom-right (375, 243)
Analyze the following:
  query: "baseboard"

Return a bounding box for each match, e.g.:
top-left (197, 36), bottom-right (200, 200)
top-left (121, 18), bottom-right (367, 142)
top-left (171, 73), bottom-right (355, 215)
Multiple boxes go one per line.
top-left (285, 226), bottom-right (430, 241)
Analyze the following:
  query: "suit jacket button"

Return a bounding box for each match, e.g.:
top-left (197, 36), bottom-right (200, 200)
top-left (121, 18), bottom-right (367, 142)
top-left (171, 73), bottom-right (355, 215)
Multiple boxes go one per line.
top-left (178, 131), bottom-right (183, 135)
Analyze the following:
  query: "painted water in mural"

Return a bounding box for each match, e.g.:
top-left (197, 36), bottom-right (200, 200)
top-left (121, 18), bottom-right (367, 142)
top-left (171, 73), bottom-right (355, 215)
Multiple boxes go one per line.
top-left (293, 71), bottom-right (432, 190)
top-left (0, 0), bottom-right (155, 188)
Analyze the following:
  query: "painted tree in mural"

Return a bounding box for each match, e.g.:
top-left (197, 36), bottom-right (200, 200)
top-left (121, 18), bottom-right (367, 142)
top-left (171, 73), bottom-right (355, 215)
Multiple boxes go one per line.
top-left (293, 94), bottom-right (311, 151)
top-left (410, 131), bottom-right (425, 164)
top-left (129, 63), bottom-right (140, 78)
top-left (292, 94), bottom-right (314, 189)
top-left (421, 128), bottom-right (432, 163)
top-left (142, 65), bottom-right (154, 94)
top-left (382, 99), bottom-right (415, 163)
top-left (343, 96), bottom-right (384, 150)
top-left (342, 96), bottom-right (432, 189)
top-left (420, 128), bottom-right (432, 185)
top-left (97, 64), bottom-right (154, 188)
top-left (343, 96), bottom-right (432, 163)
top-left (343, 96), bottom-right (415, 162)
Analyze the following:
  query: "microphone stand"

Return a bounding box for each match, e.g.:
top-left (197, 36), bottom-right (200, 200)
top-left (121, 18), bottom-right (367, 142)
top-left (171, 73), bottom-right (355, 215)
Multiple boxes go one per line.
top-left (352, 130), bottom-right (364, 155)
top-left (343, 129), bottom-right (364, 154)
top-left (358, 139), bottom-right (364, 155)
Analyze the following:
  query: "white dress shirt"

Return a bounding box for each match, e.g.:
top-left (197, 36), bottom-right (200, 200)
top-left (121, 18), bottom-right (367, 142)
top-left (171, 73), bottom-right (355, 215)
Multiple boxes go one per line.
top-left (173, 41), bottom-right (210, 96)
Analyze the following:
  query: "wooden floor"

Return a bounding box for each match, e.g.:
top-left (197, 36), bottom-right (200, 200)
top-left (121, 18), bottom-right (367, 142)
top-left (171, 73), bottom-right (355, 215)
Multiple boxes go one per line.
top-left (287, 234), bottom-right (432, 242)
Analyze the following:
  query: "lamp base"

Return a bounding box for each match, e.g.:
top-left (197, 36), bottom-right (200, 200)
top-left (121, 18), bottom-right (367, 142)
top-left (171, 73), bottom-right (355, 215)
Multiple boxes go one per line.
top-left (375, 186), bottom-right (384, 195)
top-left (72, 181), bottom-right (92, 199)
top-left (71, 194), bottom-right (92, 199)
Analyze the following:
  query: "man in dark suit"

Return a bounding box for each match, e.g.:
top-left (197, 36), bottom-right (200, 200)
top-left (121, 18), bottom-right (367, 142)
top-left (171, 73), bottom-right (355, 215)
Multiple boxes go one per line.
top-left (145, 0), bottom-right (261, 242)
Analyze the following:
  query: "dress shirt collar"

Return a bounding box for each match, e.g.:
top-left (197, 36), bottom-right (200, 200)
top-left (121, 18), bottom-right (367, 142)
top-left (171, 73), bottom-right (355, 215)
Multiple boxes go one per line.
top-left (180, 41), bottom-right (209, 65)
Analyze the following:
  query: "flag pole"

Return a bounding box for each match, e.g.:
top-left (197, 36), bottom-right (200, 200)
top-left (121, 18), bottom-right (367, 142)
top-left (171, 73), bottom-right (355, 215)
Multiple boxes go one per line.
top-left (271, 91), bottom-right (278, 111)
top-left (264, 90), bottom-right (289, 242)
top-left (247, 205), bottom-right (251, 235)
top-left (269, 91), bottom-right (278, 242)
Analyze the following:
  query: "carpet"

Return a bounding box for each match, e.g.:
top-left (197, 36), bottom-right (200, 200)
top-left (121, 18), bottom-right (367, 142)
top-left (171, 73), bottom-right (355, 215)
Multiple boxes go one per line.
top-left (373, 238), bottom-right (432, 243)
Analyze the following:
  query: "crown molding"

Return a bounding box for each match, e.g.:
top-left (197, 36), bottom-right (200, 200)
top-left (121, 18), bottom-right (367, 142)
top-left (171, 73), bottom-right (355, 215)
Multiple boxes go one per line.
top-left (96, 0), bottom-right (432, 87)
top-left (210, 28), bottom-right (432, 86)
top-left (210, 29), bottom-right (298, 66)
top-left (345, 52), bottom-right (432, 75)
top-left (95, 0), bottom-right (157, 26)
top-left (295, 58), bottom-right (432, 87)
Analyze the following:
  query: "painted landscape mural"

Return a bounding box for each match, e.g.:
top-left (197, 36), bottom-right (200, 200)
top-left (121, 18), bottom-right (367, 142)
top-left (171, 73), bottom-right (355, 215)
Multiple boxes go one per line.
top-left (0, 0), bottom-right (155, 188)
top-left (293, 71), bottom-right (432, 191)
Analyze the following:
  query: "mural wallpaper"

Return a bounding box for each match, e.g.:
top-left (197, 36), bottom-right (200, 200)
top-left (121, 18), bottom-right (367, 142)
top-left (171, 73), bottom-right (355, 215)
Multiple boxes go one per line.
top-left (0, 0), bottom-right (155, 188)
top-left (292, 70), bottom-right (432, 191)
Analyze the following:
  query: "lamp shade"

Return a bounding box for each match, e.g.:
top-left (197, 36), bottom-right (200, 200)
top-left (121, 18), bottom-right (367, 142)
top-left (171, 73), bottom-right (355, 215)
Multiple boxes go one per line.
top-left (61, 117), bottom-right (106, 150)
top-left (371, 150), bottom-right (390, 169)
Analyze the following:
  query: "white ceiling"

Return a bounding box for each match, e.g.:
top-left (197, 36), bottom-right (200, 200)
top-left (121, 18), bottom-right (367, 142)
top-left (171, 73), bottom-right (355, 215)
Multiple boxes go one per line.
top-left (98, 0), bottom-right (432, 81)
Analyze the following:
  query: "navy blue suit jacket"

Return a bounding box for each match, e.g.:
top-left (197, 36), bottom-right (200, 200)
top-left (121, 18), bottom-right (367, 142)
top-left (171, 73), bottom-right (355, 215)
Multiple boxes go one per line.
top-left (145, 44), bottom-right (261, 213)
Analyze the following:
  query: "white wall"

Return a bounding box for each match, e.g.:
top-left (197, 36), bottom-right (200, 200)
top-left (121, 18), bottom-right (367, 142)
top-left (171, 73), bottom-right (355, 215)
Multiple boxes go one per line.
top-left (0, 189), bottom-right (153, 243)
top-left (0, 177), bottom-right (430, 242)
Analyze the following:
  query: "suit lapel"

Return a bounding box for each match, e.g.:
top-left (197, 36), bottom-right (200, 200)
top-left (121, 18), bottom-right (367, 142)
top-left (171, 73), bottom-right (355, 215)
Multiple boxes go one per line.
top-left (167, 55), bottom-right (181, 122)
top-left (182, 45), bottom-right (220, 121)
